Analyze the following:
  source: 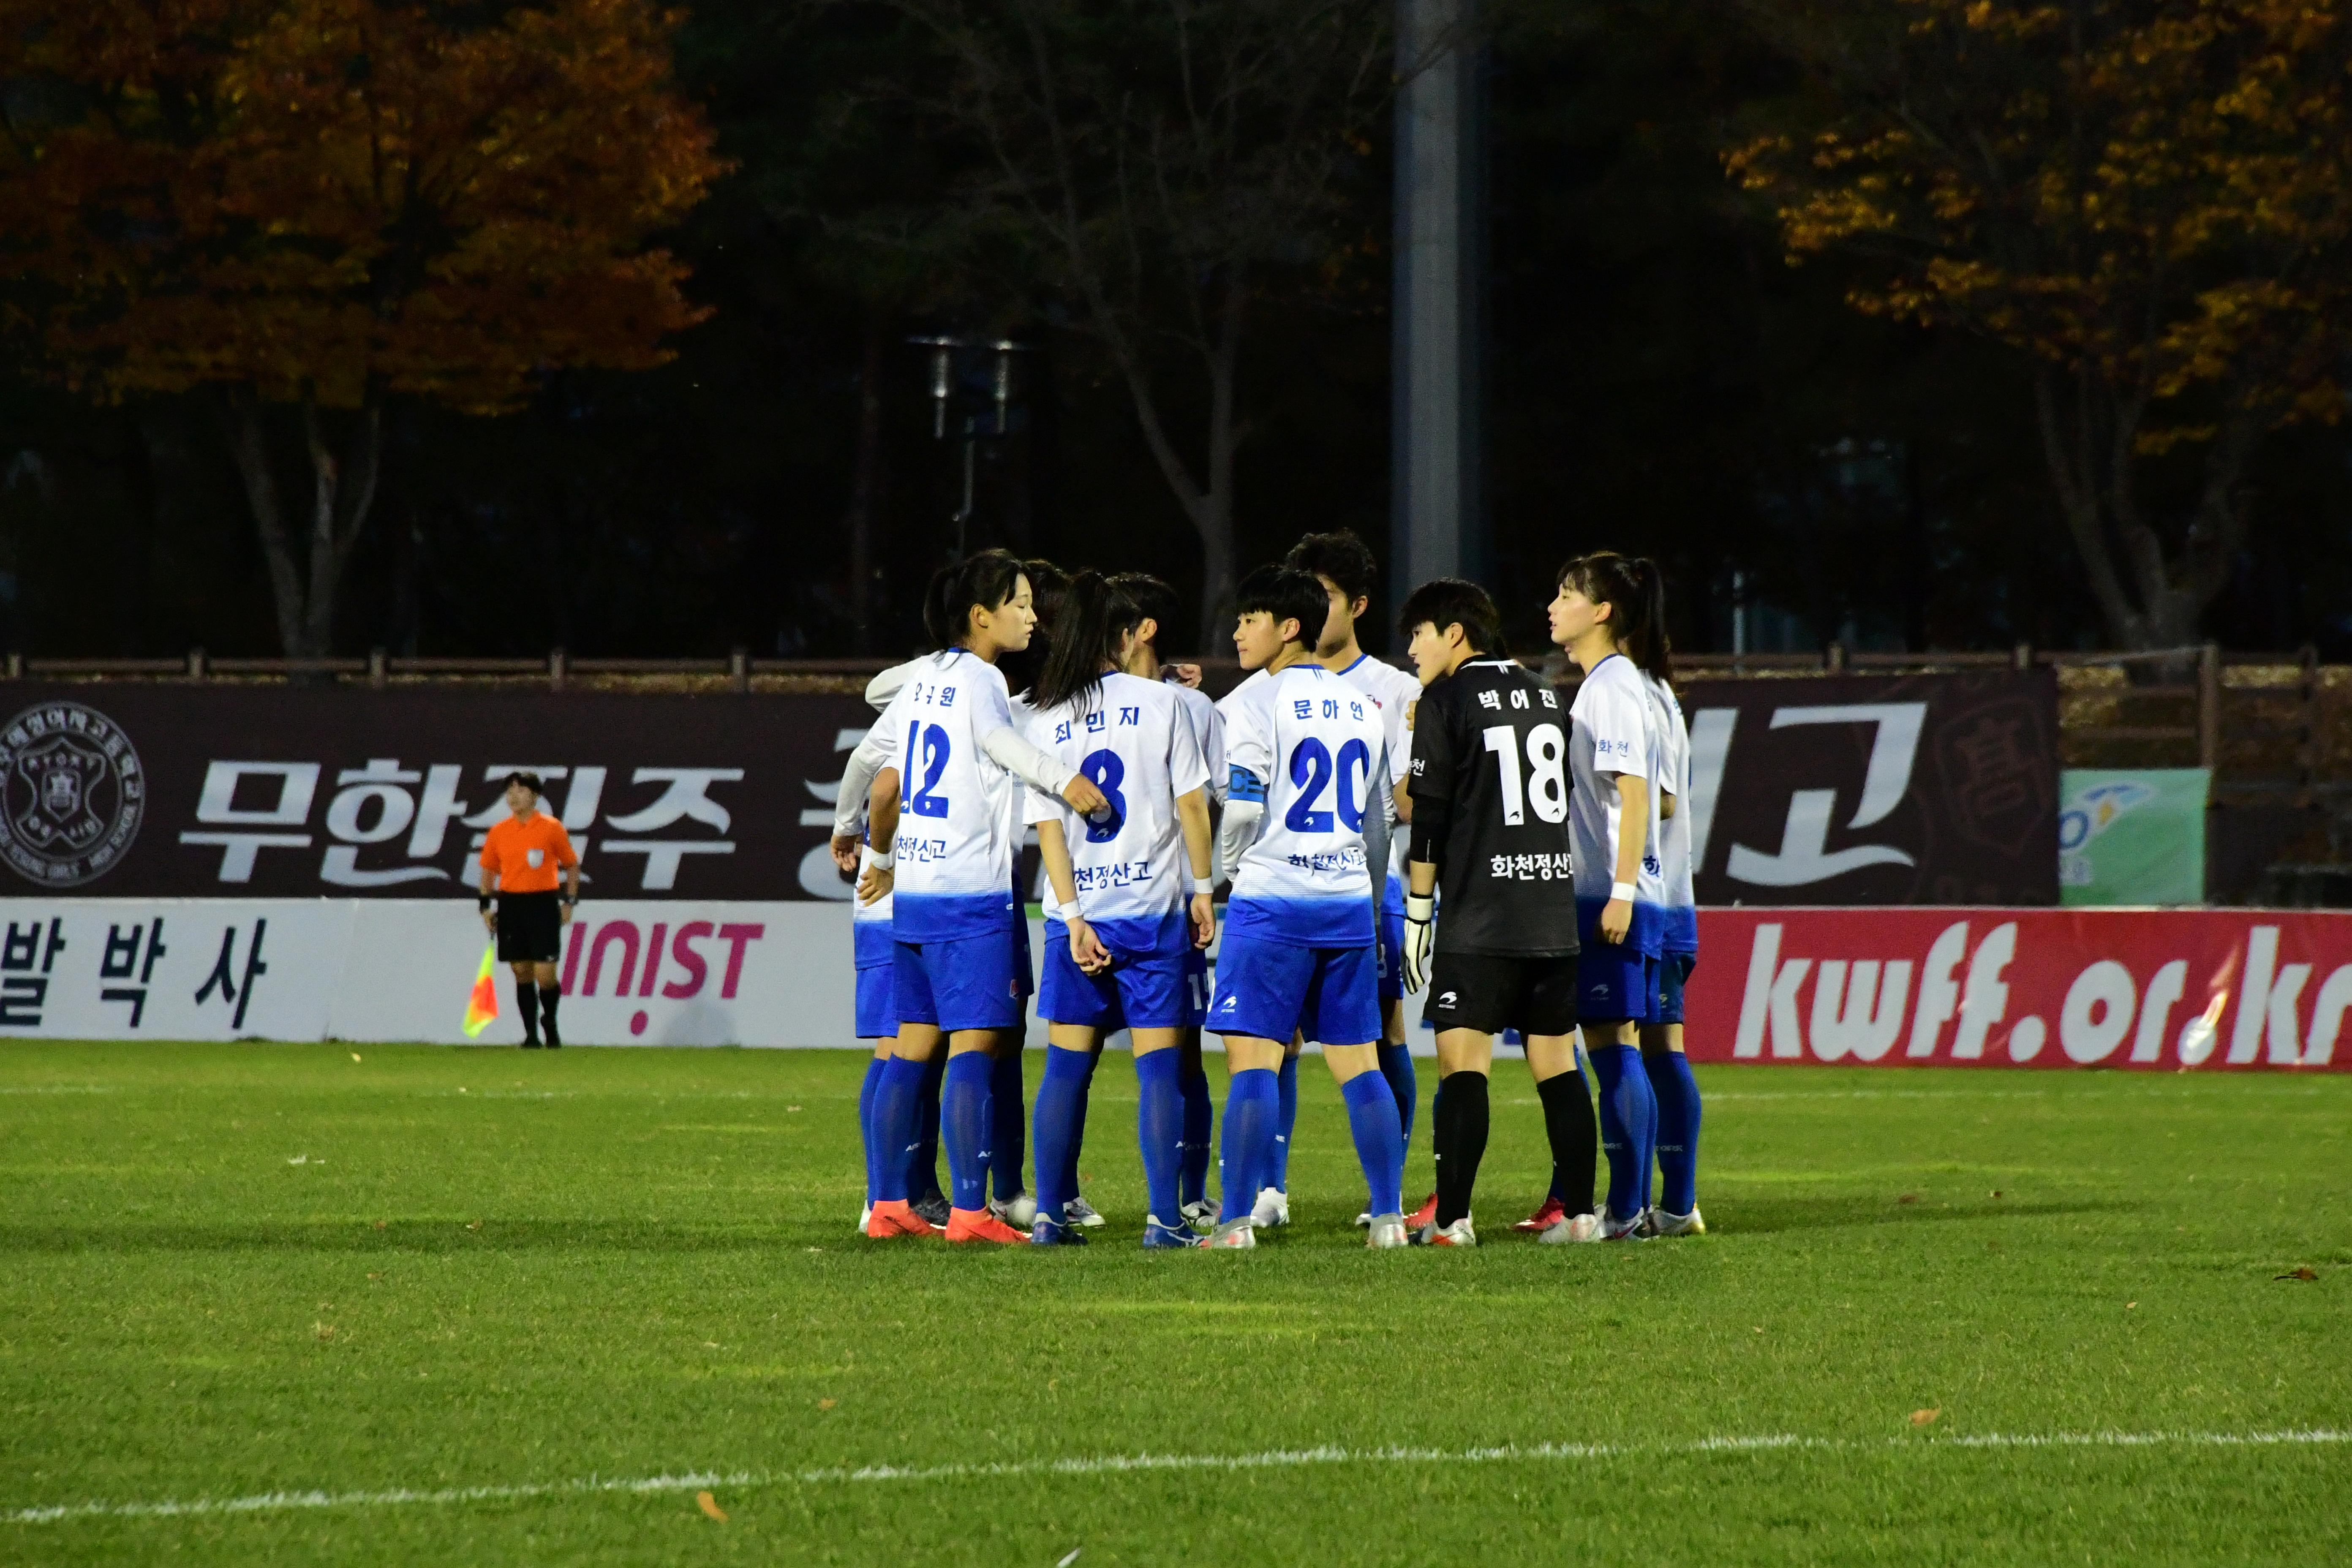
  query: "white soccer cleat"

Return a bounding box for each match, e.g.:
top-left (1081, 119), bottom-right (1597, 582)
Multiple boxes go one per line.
top-left (1419, 1217), bottom-right (1477, 1247)
top-left (1538, 1211), bottom-right (1603, 1245)
top-left (1353, 1210), bottom-right (1372, 1228)
top-left (1204, 1218), bottom-right (1257, 1250)
top-left (1066, 1195), bottom-right (1107, 1228)
top-left (1179, 1199), bottom-right (1216, 1229)
top-left (988, 1191), bottom-right (1038, 1230)
top-left (857, 1202), bottom-right (871, 1235)
top-left (1366, 1214), bottom-right (1410, 1249)
top-left (1250, 1187), bottom-right (1290, 1228)
top-left (1644, 1205), bottom-right (1706, 1237)
top-left (1594, 1205), bottom-right (1647, 1242)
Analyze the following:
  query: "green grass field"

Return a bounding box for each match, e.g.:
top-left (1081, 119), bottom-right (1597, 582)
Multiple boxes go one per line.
top-left (2, 1042), bottom-right (2347, 1566)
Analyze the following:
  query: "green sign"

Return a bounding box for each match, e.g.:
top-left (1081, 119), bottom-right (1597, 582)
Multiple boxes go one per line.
top-left (2058, 769), bottom-right (2208, 906)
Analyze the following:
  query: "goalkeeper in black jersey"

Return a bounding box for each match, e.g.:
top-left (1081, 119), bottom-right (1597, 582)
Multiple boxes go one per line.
top-left (1397, 579), bottom-right (1600, 1246)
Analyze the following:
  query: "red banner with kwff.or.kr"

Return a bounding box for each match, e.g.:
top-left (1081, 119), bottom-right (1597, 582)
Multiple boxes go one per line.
top-left (1686, 909), bottom-right (2352, 1070)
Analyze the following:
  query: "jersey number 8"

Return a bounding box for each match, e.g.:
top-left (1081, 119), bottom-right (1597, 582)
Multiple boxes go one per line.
top-left (1482, 722), bottom-right (1567, 825)
top-left (1078, 749), bottom-right (1129, 842)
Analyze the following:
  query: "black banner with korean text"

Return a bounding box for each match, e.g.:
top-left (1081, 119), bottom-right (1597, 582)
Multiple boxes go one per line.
top-left (1675, 668), bottom-right (2060, 906)
top-left (0, 685), bottom-right (875, 899)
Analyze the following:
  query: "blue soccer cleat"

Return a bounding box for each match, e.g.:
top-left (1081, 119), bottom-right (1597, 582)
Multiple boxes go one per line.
top-left (1142, 1215), bottom-right (1201, 1250)
top-left (1030, 1214), bottom-right (1089, 1247)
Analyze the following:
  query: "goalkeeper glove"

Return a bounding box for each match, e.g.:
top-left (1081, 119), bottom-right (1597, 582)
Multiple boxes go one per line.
top-left (1402, 892), bottom-right (1435, 994)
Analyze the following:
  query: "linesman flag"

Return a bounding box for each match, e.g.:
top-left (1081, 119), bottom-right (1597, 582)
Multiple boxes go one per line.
top-left (463, 944), bottom-right (499, 1037)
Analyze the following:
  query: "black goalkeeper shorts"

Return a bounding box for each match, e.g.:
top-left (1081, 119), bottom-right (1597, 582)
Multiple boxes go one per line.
top-left (496, 891), bottom-right (563, 963)
top-left (1425, 951), bottom-right (1580, 1038)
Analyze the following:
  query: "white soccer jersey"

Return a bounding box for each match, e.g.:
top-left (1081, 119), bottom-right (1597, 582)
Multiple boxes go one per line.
top-left (1169, 680), bottom-right (1227, 887)
top-left (1334, 653), bottom-right (1418, 897)
top-left (1024, 672), bottom-right (1209, 936)
top-left (1569, 652), bottom-right (1665, 954)
top-left (1222, 662), bottom-right (1393, 948)
top-left (872, 649), bottom-right (1023, 942)
top-left (1647, 674), bottom-right (1697, 954)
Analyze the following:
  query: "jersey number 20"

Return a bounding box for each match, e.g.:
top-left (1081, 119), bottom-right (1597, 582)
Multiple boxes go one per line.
top-left (1285, 737), bottom-right (1372, 833)
top-left (1482, 722), bottom-right (1567, 825)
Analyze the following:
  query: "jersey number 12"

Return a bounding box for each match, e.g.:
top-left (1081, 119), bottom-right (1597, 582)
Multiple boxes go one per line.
top-left (1482, 722), bottom-right (1567, 825)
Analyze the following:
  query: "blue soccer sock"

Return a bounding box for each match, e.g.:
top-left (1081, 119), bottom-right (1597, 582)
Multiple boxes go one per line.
top-left (1030, 1046), bottom-right (1092, 1225)
top-left (1178, 1058), bottom-right (1212, 1207)
top-left (1135, 1048), bottom-right (1185, 1224)
top-left (1590, 1043), bottom-right (1657, 1219)
top-left (989, 1046), bottom-right (1027, 1200)
top-left (1063, 1049), bottom-right (1098, 1202)
top-left (858, 1056), bottom-right (886, 1205)
top-left (871, 1055), bottom-right (928, 1204)
top-left (1644, 1046), bottom-right (1701, 1216)
top-left (1217, 1067), bottom-right (1280, 1224)
top-left (910, 1052), bottom-right (945, 1201)
top-left (1377, 1040), bottom-right (1418, 1152)
top-left (1340, 1070), bottom-right (1406, 1219)
top-left (942, 1052), bottom-right (996, 1213)
top-left (1271, 1052), bottom-right (1300, 1192)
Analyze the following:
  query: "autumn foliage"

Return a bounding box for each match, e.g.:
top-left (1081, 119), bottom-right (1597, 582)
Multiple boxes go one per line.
top-left (0, 0), bottom-right (721, 653)
top-left (1728, 0), bottom-right (2352, 649)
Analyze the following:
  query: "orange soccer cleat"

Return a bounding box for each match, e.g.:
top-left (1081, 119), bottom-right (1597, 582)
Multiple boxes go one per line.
top-left (865, 1200), bottom-right (939, 1239)
top-left (1407, 1191), bottom-right (1440, 1230)
top-left (944, 1207), bottom-right (1031, 1245)
top-left (1514, 1197), bottom-right (1567, 1234)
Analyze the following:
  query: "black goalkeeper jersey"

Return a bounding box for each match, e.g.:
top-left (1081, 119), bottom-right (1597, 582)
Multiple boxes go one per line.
top-left (1406, 657), bottom-right (1579, 957)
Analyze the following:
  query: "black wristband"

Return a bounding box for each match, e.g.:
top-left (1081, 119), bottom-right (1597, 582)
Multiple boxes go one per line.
top-left (560, 893), bottom-right (577, 906)
top-left (478, 894), bottom-right (492, 911)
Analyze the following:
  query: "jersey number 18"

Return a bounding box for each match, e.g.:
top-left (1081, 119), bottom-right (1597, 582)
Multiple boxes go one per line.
top-left (1483, 722), bottom-right (1567, 826)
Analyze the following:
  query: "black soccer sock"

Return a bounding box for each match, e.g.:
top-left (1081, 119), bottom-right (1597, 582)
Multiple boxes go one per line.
top-left (1433, 1071), bottom-right (1488, 1229)
top-left (1537, 1068), bottom-right (1598, 1214)
top-left (538, 986), bottom-right (561, 1046)
top-left (516, 982), bottom-right (540, 1043)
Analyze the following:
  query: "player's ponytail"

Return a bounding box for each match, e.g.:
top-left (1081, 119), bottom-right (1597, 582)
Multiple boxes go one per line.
top-left (1032, 570), bottom-right (1141, 713)
top-left (923, 550), bottom-right (1027, 651)
top-left (1558, 550), bottom-right (1673, 684)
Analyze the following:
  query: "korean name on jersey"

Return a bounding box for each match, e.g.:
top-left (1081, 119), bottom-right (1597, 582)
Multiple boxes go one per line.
top-left (1567, 652), bottom-right (1666, 952)
top-left (1023, 672), bottom-right (1209, 938)
top-left (1646, 673), bottom-right (1697, 955)
top-left (873, 649), bottom-right (1023, 942)
top-left (1223, 663), bottom-right (1392, 948)
top-left (1408, 658), bottom-right (1579, 957)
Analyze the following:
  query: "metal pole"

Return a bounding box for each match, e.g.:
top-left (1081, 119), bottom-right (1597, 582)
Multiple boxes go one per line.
top-left (1391, 0), bottom-right (1487, 636)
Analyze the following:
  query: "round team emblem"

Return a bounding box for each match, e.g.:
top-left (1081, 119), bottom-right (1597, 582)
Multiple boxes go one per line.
top-left (0, 700), bottom-right (144, 887)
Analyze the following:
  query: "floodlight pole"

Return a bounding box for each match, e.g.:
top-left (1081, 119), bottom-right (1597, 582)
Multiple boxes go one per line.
top-left (909, 335), bottom-right (1034, 560)
top-left (1390, 0), bottom-right (1489, 637)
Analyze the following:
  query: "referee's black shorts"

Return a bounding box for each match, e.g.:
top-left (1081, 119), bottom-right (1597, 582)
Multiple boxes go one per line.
top-left (1425, 951), bottom-right (1579, 1038)
top-left (496, 890), bottom-right (563, 963)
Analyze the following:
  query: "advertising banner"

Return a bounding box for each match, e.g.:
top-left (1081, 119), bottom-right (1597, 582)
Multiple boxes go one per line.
top-left (0, 685), bottom-right (873, 902)
top-left (1676, 669), bottom-right (2059, 906)
top-left (2058, 768), bottom-right (2208, 905)
top-left (1686, 907), bottom-right (2352, 1070)
top-left (4, 898), bottom-right (2345, 1069)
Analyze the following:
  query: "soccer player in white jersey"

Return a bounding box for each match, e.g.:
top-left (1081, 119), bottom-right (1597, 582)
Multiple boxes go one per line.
top-left (1550, 552), bottom-right (1669, 1242)
top-left (1286, 530), bottom-right (1428, 1228)
top-left (1023, 574), bottom-right (1219, 1247)
top-left (1205, 566), bottom-right (1408, 1249)
top-left (1641, 662), bottom-right (1705, 1236)
top-left (1109, 572), bottom-right (1224, 1224)
top-left (858, 552), bottom-right (1109, 1244)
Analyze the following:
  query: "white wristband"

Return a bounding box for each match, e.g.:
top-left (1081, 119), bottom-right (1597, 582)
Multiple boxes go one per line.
top-left (1610, 880), bottom-right (1636, 902)
top-left (864, 844), bottom-right (894, 872)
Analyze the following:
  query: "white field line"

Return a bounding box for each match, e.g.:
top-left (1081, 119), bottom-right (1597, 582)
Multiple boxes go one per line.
top-left (8, 1429), bottom-right (2347, 1528)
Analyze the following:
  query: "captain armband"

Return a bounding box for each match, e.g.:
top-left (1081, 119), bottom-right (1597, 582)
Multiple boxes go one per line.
top-left (1227, 766), bottom-right (1267, 805)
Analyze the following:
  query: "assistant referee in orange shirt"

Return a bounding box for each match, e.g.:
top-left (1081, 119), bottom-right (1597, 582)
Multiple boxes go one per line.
top-left (477, 771), bottom-right (580, 1048)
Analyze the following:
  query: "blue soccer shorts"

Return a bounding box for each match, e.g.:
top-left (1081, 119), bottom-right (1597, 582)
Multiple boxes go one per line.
top-left (1207, 935), bottom-right (1382, 1047)
top-left (1575, 897), bottom-right (1662, 1026)
top-left (1655, 950), bottom-right (1697, 1026)
top-left (854, 920), bottom-right (898, 1039)
top-left (893, 926), bottom-right (1025, 1034)
top-left (1376, 903), bottom-right (1406, 1005)
top-left (1038, 915), bottom-right (1192, 1032)
top-left (1184, 945), bottom-right (1211, 1028)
